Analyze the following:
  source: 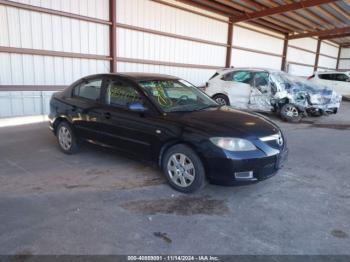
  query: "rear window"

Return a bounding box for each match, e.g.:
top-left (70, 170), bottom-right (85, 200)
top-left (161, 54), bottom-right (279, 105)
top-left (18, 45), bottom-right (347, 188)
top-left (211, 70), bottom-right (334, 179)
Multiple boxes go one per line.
top-left (209, 72), bottom-right (219, 80)
top-left (73, 79), bottom-right (102, 101)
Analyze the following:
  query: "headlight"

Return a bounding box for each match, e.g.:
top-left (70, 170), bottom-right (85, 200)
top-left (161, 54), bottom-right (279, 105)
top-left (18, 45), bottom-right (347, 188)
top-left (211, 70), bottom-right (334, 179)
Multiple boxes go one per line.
top-left (210, 137), bottom-right (256, 151)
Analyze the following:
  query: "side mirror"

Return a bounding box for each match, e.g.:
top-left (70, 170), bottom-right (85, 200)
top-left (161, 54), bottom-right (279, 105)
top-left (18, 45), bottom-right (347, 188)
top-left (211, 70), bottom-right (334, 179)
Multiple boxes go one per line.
top-left (128, 102), bottom-right (148, 112)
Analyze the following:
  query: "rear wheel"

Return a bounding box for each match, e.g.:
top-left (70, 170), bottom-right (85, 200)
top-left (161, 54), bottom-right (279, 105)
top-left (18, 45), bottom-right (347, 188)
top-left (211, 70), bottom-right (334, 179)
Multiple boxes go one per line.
top-left (57, 121), bottom-right (79, 154)
top-left (213, 94), bottom-right (230, 106)
top-left (280, 103), bottom-right (302, 123)
top-left (162, 144), bottom-right (205, 193)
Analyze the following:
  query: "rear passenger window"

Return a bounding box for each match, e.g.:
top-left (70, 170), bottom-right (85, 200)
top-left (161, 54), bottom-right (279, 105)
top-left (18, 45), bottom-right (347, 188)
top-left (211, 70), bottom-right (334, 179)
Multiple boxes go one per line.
top-left (222, 71), bottom-right (253, 84)
top-left (232, 71), bottom-right (253, 84)
top-left (73, 79), bottom-right (102, 101)
top-left (105, 80), bottom-right (141, 108)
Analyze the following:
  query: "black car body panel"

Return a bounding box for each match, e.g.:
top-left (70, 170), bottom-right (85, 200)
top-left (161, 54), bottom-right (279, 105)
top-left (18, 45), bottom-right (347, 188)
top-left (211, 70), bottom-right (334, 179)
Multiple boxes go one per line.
top-left (49, 73), bottom-right (288, 185)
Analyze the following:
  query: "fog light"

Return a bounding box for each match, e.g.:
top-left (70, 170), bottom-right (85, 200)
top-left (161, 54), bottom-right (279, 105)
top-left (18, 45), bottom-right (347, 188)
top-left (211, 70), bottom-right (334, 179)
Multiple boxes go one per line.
top-left (234, 171), bottom-right (253, 179)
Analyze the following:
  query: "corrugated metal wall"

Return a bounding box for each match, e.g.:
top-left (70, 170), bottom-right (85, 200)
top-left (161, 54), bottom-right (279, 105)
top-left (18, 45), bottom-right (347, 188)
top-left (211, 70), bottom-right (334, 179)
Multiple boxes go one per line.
top-left (231, 24), bottom-right (284, 69)
top-left (286, 38), bottom-right (339, 76)
top-left (0, 0), bottom-right (342, 118)
top-left (287, 38), bottom-right (317, 76)
top-left (0, 0), bottom-right (110, 117)
top-left (115, 0), bottom-right (228, 86)
top-left (318, 41), bottom-right (338, 70)
top-left (0, 3), bottom-right (110, 86)
top-left (339, 48), bottom-right (350, 70)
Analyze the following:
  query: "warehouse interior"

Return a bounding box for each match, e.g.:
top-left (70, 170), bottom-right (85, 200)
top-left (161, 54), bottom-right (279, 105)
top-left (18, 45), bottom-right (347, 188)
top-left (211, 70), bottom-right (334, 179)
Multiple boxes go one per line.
top-left (1, 0), bottom-right (350, 257)
top-left (0, 0), bottom-right (349, 118)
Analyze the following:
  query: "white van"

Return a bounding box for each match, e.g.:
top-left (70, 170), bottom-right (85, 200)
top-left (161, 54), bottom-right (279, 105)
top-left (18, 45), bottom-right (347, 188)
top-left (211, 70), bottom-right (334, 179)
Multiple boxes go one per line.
top-left (309, 71), bottom-right (350, 99)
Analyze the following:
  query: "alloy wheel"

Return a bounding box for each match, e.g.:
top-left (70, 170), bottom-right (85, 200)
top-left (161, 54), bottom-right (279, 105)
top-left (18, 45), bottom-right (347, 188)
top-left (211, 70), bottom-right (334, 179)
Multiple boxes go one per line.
top-left (167, 153), bottom-right (195, 187)
top-left (284, 105), bottom-right (299, 118)
top-left (58, 126), bottom-right (72, 151)
top-left (215, 97), bottom-right (227, 105)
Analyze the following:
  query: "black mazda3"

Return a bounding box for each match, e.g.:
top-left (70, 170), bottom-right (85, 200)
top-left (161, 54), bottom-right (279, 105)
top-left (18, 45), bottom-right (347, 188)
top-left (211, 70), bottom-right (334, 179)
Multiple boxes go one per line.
top-left (49, 73), bottom-right (288, 192)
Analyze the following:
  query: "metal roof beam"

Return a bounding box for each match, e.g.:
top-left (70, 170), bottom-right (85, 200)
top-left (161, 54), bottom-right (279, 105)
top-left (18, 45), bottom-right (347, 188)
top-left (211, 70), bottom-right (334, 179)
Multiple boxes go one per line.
top-left (320, 33), bottom-right (350, 40)
top-left (289, 26), bottom-right (350, 39)
top-left (233, 0), bottom-right (337, 22)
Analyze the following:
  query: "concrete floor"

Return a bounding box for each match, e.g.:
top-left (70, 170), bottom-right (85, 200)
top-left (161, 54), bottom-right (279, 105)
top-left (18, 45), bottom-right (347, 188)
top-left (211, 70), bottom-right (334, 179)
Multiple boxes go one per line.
top-left (0, 102), bottom-right (350, 255)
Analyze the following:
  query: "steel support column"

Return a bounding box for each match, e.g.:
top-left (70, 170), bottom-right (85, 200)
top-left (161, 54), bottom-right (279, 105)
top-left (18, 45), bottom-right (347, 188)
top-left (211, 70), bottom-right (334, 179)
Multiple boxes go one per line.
top-left (336, 45), bottom-right (341, 70)
top-left (281, 34), bottom-right (289, 71)
top-left (109, 0), bottom-right (117, 73)
top-left (314, 38), bottom-right (321, 72)
top-left (225, 17), bottom-right (234, 68)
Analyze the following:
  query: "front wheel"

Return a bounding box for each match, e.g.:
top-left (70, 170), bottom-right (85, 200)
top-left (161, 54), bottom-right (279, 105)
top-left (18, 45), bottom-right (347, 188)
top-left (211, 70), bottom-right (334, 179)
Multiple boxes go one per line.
top-left (280, 103), bottom-right (302, 123)
top-left (162, 144), bottom-right (205, 193)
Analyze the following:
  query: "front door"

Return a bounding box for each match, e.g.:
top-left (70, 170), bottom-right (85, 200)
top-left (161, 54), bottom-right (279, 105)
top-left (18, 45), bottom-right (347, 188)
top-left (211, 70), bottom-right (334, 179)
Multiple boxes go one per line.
top-left (249, 71), bottom-right (273, 112)
top-left (96, 77), bottom-right (162, 160)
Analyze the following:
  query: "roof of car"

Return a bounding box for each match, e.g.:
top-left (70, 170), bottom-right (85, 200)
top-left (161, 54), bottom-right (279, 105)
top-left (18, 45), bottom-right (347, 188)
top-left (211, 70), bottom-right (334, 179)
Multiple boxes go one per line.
top-left (316, 71), bottom-right (350, 74)
top-left (85, 73), bottom-right (180, 81)
top-left (216, 67), bottom-right (282, 73)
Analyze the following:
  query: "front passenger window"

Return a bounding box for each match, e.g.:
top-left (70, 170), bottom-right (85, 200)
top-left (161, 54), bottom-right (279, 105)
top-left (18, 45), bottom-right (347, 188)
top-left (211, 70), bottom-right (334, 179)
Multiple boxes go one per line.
top-left (105, 80), bottom-right (141, 108)
top-left (253, 72), bottom-right (270, 93)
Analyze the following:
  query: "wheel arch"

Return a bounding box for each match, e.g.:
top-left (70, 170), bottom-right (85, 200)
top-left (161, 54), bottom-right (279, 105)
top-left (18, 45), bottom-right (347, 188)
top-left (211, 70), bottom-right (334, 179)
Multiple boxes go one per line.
top-left (52, 116), bottom-right (71, 135)
top-left (158, 140), bottom-right (206, 168)
top-left (212, 92), bottom-right (229, 99)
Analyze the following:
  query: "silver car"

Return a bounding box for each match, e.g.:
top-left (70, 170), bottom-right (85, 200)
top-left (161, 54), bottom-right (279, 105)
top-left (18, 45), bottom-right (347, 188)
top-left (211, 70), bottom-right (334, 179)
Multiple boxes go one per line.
top-left (205, 68), bottom-right (342, 122)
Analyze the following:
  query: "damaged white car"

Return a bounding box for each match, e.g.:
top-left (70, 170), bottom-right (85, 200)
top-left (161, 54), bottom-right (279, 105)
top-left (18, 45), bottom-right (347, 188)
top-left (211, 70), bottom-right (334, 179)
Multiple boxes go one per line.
top-left (205, 68), bottom-right (342, 122)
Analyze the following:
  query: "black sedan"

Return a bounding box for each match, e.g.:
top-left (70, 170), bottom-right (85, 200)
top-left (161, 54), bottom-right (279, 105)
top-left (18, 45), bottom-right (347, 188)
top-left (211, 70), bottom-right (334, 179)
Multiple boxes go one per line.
top-left (49, 73), bottom-right (288, 193)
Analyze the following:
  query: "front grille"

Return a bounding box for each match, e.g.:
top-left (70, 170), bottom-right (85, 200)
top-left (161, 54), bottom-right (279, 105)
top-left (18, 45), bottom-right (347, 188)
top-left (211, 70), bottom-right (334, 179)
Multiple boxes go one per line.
top-left (260, 133), bottom-right (284, 149)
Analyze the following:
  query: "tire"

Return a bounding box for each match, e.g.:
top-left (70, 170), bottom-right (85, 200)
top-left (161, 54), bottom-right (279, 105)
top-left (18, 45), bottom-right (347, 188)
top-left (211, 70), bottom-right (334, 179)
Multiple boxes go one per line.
top-left (162, 144), bottom-right (205, 193)
top-left (280, 103), bottom-right (302, 123)
top-left (56, 121), bottom-right (79, 154)
top-left (213, 94), bottom-right (230, 106)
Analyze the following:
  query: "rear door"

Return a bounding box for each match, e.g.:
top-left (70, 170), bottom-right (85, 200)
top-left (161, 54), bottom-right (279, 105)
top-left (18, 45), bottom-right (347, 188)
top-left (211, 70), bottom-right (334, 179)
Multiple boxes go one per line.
top-left (221, 70), bottom-right (252, 109)
top-left (249, 71), bottom-right (273, 112)
top-left (66, 77), bottom-right (104, 140)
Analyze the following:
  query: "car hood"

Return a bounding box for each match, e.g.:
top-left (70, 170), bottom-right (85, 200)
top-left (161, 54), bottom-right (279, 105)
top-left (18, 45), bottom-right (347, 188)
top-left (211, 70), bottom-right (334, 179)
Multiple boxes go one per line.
top-left (168, 106), bottom-right (280, 139)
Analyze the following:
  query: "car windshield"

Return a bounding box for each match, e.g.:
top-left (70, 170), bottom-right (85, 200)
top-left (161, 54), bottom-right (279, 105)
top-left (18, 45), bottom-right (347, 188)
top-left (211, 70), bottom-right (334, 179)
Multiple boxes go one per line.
top-left (271, 71), bottom-right (328, 93)
top-left (138, 79), bottom-right (218, 112)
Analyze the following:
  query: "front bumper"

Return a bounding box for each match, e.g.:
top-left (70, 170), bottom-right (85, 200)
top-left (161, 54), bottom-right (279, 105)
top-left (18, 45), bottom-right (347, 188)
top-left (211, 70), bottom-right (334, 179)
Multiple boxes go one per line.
top-left (307, 94), bottom-right (342, 115)
top-left (203, 146), bottom-right (288, 186)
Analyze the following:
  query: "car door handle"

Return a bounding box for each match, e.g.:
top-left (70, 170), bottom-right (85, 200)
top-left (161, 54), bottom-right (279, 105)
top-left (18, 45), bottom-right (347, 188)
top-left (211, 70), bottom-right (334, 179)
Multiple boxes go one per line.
top-left (104, 112), bottom-right (111, 119)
